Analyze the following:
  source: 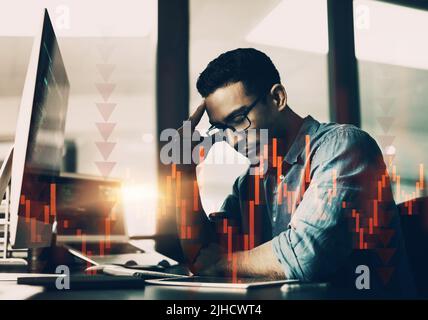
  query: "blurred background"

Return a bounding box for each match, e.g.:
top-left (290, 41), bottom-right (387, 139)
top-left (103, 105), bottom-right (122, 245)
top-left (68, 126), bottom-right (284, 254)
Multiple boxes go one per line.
top-left (0, 0), bottom-right (427, 254)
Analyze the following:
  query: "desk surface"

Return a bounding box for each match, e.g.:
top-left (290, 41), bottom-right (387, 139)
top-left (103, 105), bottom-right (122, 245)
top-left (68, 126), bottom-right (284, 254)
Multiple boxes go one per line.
top-left (0, 279), bottom-right (365, 300)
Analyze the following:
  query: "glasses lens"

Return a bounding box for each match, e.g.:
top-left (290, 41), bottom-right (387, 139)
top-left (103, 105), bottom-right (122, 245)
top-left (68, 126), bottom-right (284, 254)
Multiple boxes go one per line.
top-left (234, 117), bottom-right (251, 133)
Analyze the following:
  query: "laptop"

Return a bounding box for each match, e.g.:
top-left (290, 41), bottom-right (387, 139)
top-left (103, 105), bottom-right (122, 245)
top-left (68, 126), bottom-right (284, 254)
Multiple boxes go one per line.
top-left (55, 172), bottom-right (177, 268)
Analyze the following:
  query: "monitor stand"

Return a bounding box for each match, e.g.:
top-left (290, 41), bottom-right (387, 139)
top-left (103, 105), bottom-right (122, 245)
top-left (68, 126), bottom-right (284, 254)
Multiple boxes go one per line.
top-left (0, 145), bottom-right (13, 205)
top-left (0, 146), bottom-right (26, 268)
top-left (0, 183), bottom-right (27, 270)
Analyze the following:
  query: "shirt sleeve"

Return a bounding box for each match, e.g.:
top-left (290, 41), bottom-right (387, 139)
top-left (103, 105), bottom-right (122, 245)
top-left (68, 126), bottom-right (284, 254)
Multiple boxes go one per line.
top-left (272, 127), bottom-right (385, 281)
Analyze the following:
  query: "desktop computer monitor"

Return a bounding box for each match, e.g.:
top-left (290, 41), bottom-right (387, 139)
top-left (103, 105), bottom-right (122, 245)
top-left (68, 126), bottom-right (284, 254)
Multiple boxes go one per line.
top-left (9, 9), bottom-right (69, 248)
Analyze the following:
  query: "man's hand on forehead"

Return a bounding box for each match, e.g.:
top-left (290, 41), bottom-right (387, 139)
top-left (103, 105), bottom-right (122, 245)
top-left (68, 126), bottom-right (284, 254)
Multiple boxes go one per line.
top-left (189, 100), bottom-right (206, 130)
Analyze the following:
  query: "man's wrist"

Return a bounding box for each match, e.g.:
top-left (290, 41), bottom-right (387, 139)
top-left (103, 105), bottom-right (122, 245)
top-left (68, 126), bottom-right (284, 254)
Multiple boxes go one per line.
top-left (214, 251), bottom-right (245, 277)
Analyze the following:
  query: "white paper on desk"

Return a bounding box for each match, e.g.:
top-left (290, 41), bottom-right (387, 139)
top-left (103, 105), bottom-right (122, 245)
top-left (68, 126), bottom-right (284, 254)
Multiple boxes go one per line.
top-left (97, 265), bottom-right (186, 278)
top-left (281, 282), bottom-right (329, 292)
top-left (0, 283), bottom-right (44, 300)
top-left (0, 273), bottom-right (60, 281)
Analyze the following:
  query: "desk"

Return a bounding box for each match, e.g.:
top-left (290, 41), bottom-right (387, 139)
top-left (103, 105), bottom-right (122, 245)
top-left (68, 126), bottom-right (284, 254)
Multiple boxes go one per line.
top-left (0, 282), bottom-right (44, 299)
top-left (0, 280), bottom-right (366, 300)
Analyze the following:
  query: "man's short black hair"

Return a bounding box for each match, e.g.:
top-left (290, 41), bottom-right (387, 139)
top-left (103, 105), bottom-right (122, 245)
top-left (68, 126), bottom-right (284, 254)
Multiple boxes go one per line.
top-left (196, 48), bottom-right (281, 98)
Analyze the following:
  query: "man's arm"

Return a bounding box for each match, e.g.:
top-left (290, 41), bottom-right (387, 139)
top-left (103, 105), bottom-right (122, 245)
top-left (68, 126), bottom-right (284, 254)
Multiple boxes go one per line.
top-left (175, 169), bottom-right (219, 268)
top-left (227, 241), bottom-right (286, 279)
top-left (172, 101), bottom-right (221, 271)
top-left (272, 128), bottom-right (386, 282)
top-left (195, 240), bottom-right (285, 279)
top-left (233, 241), bottom-right (286, 279)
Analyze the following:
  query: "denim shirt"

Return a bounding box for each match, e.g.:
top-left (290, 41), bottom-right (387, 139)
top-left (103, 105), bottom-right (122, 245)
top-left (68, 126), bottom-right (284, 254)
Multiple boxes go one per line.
top-left (220, 116), bottom-right (415, 295)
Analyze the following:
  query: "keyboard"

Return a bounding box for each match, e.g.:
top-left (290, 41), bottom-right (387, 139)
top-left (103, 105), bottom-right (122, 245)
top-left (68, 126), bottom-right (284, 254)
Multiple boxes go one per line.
top-left (17, 274), bottom-right (147, 290)
top-left (16, 266), bottom-right (187, 290)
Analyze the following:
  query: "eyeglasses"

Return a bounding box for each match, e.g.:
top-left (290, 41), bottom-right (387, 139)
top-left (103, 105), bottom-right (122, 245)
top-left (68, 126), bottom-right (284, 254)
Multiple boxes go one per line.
top-left (206, 96), bottom-right (262, 136)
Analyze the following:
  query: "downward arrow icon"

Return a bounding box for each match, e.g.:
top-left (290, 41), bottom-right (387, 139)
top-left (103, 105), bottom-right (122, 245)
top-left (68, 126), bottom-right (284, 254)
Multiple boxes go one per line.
top-left (376, 248), bottom-right (396, 265)
top-left (96, 122), bottom-right (116, 141)
top-left (96, 103), bottom-right (117, 121)
top-left (97, 43), bottom-right (115, 62)
top-left (95, 83), bottom-right (116, 102)
top-left (376, 116), bottom-right (394, 133)
top-left (96, 142), bottom-right (116, 160)
top-left (377, 267), bottom-right (395, 285)
top-left (378, 229), bottom-right (395, 247)
top-left (95, 161), bottom-right (116, 178)
top-left (96, 64), bottom-right (116, 82)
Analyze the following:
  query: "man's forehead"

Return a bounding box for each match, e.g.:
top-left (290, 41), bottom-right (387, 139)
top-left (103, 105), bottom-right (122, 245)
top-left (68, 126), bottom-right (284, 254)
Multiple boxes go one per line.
top-left (205, 82), bottom-right (252, 121)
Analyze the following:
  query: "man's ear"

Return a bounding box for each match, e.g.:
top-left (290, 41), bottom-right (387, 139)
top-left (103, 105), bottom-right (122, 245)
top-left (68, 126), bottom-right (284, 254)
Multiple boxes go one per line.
top-left (270, 84), bottom-right (287, 111)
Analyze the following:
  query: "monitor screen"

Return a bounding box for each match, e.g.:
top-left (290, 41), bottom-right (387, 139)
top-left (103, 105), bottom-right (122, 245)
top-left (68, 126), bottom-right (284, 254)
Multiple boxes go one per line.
top-left (10, 9), bottom-right (69, 248)
top-left (55, 174), bottom-right (126, 241)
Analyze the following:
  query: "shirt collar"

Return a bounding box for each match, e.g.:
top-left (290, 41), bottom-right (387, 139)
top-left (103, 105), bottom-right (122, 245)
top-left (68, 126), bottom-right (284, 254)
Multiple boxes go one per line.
top-left (283, 115), bottom-right (320, 165)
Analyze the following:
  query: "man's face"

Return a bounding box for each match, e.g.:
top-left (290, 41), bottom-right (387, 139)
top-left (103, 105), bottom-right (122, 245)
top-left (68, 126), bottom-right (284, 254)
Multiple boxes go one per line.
top-left (205, 82), bottom-right (276, 159)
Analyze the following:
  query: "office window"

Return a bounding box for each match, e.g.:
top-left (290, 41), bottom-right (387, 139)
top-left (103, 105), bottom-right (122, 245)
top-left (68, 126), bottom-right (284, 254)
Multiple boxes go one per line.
top-left (190, 0), bottom-right (330, 214)
top-left (0, 0), bottom-right (158, 236)
top-left (354, 0), bottom-right (428, 201)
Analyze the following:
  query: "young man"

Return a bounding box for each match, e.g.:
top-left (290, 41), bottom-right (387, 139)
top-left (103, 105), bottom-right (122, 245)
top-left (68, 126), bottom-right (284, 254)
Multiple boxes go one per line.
top-left (172, 48), bottom-right (414, 295)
